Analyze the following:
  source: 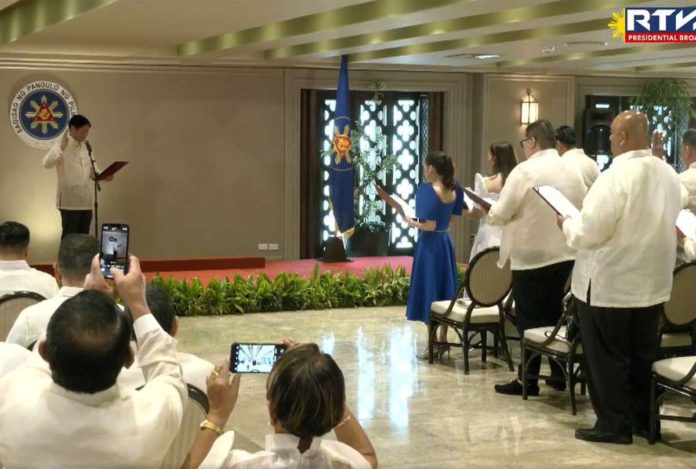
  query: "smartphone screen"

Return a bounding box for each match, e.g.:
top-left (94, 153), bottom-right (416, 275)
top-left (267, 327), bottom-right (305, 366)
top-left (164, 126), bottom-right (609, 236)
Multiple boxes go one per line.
top-left (229, 343), bottom-right (285, 374)
top-left (100, 223), bottom-right (129, 279)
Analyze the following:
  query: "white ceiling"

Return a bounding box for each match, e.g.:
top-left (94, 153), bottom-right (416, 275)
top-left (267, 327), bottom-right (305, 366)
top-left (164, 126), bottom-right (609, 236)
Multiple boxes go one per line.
top-left (0, 0), bottom-right (694, 76)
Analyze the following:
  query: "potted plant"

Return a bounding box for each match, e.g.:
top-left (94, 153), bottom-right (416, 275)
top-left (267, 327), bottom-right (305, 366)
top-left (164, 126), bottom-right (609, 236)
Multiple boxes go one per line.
top-left (344, 120), bottom-right (397, 256)
top-left (631, 79), bottom-right (696, 170)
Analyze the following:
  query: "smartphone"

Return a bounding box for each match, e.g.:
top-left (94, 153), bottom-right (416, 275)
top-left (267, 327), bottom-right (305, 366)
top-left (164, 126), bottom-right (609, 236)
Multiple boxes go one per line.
top-left (229, 343), bottom-right (285, 374)
top-left (100, 223), bottom-right (129, 279)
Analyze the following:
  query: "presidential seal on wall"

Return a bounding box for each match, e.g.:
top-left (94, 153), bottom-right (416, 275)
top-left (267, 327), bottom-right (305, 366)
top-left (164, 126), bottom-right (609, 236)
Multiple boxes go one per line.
top-left (10, 81), bottom-right (78, 149)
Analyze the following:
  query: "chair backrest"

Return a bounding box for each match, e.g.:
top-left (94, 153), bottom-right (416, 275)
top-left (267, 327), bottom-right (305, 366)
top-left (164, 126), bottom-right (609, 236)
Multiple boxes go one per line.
top-left (465, 247), bottom-right (512, 307)
top-left (664, 261), bottom-right (696, 327)
top-left (0, 291), bottom-right (45, 340)
top-left (160, 384), bottom-right (209, 469)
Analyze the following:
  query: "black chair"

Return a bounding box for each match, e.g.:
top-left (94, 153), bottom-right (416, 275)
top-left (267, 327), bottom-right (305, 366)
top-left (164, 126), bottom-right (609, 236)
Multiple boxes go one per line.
top-left (649, 356), bottom-right (696, 444)
top-left (428, 247), bottom-right (514, 374)
top-left (659, 261), bottom-right (696, 358)
top-left (521, 294), bottom-right (585, 415)
top-left (0, 291), bottom-right (46, 340)
top-left (161, 383), bottom-right (210, 468)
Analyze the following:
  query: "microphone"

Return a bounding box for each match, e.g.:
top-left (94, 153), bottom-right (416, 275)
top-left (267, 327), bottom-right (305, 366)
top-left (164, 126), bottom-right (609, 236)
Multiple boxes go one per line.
top-left (85, 140), bottom-right (93, 156)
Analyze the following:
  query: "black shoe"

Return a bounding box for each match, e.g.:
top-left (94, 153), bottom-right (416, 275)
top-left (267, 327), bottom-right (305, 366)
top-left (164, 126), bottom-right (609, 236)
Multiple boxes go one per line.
top-left (575, 428), bottom-right (632, 445)
top-left (494, 379), bottom-right (539, 396)
top-left (544, 377), bottom-right (567, 392)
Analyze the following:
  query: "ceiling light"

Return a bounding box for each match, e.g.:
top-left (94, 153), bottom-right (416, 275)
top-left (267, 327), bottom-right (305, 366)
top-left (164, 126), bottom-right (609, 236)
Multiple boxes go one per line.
top-left (564, 41), bottom-right (608, 47)
top-left (444, 52), bottom-right (501, 60)
top-left (541, 44), bottom-right (556, 54)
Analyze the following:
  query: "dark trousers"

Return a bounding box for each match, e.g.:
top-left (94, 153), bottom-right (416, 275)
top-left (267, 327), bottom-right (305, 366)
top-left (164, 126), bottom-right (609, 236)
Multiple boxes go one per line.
top-left (513, 260), bottom-right (574, 385)
top-left (60, 209), bottom-right (92, 239)
top-left (576, 298), bottom-right (661, 435)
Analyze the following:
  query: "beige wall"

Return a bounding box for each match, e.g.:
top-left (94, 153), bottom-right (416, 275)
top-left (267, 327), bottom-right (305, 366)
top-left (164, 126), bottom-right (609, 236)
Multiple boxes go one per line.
top-left (6, 64), bottom-right (634, 265)
top-left (477, 74), bottom-right (575, 167)
top-left (1, 66), bottom-right (285, 263)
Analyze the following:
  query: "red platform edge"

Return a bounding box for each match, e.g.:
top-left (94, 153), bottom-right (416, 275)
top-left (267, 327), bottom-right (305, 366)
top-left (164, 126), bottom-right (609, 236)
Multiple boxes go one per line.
top-left (32, 256), bottom-right (266, 275)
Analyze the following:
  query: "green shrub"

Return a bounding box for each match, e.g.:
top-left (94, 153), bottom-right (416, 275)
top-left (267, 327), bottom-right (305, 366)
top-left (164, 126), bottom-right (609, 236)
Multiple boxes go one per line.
top-left (151, 263), bottom-right (467, 316)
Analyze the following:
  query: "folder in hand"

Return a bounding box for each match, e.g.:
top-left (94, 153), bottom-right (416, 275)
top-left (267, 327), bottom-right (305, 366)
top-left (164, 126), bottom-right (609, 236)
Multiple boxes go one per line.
top-left (97, 161), bottom-right (128, 181)
top-left (533, 185), bottom-right (580, 219)
top-left (676, 209), bottom-right (696, 238)
top-left (375, 184), bottom-right (416, 219)
top-left (463, 187), bottom-right (495, 211)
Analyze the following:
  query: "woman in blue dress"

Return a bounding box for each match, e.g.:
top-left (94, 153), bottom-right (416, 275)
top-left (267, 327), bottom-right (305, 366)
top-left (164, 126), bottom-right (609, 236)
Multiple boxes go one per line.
top-left (403, 152), bottom-right (460, 359)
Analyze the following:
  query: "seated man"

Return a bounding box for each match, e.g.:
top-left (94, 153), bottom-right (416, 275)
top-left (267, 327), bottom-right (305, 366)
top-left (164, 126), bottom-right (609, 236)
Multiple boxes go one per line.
top-left (0, 256), bottom-right (186, 467)
top-left (6, 234), bottom-right (99, 349)
top-left (0, 221), bottom-right (58, 299)
top-left (119, 284), bottom-right (213, 392)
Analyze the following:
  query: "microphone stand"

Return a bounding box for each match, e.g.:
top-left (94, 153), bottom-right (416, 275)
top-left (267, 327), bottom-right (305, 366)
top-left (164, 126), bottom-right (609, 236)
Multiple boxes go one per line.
top-left (86, 142), bottom-right (101, 237)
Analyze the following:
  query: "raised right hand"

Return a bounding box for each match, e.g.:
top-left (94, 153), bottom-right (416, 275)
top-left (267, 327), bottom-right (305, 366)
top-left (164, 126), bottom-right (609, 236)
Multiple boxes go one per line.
top-left (112, 255), bottom-right (149, 319)
top-left (59, 131), bottom-right (69, 152)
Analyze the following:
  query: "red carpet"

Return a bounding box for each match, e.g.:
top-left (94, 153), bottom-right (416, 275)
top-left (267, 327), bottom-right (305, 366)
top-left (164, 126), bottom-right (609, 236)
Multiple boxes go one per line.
top-left (144, 256), bottom-right (413, 285)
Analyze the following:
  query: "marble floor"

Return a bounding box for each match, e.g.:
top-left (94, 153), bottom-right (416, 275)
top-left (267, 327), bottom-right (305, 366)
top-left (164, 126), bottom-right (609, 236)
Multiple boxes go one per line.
top-left (177, 307), bottom-right (696, 468)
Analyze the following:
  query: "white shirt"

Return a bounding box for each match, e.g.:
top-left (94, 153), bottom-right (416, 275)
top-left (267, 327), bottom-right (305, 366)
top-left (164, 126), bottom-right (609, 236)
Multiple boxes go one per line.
top-left (679, 162), bottom-right (696, 212)
top-left (0, 260), bottom-right (59, 299)
top-left (5, 286), bottom-right (83, 348)
top-left (118, 351), bottom-right (214, 393)
top-left (201, 432), bottom-right (371, 469)
top-left (0, 315), bottom-right (186, 469)
top-left (0, 342), bottom-right (31, 378)
top-left (563, 149), bottom-right (688, 308)
top-left (487, 149), bottom-right (587, 270)
top-left (562, 148), bottom-right (600, 190)
top-left (42, 136), bottom-right (98, 210)
top-left (104, 239), bottom-right (120, 256)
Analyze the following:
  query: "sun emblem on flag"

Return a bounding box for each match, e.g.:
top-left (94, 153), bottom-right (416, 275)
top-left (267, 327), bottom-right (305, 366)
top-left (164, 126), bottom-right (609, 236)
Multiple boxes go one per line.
top-left (608, 9), bottom-right (626, 41)
top-left (23, 94), bottom-right (64, 135)
top-left (332, 124), bottom-right (352, 165)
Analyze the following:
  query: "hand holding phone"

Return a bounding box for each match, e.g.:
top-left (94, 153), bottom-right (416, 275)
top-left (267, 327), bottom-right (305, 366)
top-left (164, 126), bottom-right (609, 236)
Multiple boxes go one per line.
top-left (100, 223), bottom-right (130, 279)
top-left (229, 343), bottom-right (285, 374)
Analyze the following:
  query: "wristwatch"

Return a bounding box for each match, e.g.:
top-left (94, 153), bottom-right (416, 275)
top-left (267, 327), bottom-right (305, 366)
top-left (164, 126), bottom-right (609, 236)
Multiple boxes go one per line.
top-left (200, 419), bottom-right (224, 436)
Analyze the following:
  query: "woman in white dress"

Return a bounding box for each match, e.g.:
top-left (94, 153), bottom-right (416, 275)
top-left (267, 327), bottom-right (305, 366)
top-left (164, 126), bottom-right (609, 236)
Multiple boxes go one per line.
top-left (467, 142), bottom-right (518, 260)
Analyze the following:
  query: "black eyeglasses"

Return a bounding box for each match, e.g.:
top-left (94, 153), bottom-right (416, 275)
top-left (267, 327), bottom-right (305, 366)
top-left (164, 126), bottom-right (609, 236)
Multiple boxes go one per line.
top-left (519, 137), bottom-right (533, 149)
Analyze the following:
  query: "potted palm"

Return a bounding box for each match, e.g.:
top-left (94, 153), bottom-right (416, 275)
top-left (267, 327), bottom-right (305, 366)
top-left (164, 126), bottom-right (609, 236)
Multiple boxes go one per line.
top-left (343, 120), bottom-right (397, 257)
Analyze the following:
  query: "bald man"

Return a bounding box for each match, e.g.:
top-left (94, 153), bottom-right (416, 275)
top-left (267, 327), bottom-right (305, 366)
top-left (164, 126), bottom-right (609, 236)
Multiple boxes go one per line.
top-left (559, 111), bottom-right (688, 444)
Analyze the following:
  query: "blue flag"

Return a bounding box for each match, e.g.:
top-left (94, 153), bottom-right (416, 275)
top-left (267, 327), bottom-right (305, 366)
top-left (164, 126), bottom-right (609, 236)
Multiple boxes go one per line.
top-left (330, 55), bottom-right (355, 237)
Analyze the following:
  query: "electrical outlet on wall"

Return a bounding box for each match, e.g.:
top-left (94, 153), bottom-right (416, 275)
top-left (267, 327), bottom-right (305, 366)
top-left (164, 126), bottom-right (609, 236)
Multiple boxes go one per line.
top-left (269, 243), bottom-right (279, 250)
top-left (258, 243), bottom-right (269, 250)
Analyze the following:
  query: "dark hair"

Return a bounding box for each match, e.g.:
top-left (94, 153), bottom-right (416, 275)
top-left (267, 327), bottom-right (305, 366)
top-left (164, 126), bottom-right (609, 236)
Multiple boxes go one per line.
top-left (135, 284), bottom-right (177, 335)
top-left (525, 119), bottom-right (556, 150)
top-left (489, 142), bottom-right (518, 185)
top-left (555, 125), bottom-right (577, 147)
top-left (683, 128), bottom-right (696, 148)
top-left (58, 234), bottom-right (99, 282)
top-left (68, 114), bottom-right (91, 129)
top-left (46, 290), bottom-right (132, 393)
top-left (425, 151), bottom-right (456, 190)
top-left (0, 221), bottom-right (30, 252)
top-left (266, 343), bottom-right (345, 439)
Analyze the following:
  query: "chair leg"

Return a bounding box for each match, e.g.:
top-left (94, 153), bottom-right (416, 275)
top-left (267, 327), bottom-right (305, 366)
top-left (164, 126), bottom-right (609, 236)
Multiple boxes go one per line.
top-left (463, 330), bottom-right (470, 375)
top-left (499, 323), bottom-right (514, 371)
top-left (481, 331), bottom-right (488, 363)
top-left (493, 333), bottom-right (500, 358)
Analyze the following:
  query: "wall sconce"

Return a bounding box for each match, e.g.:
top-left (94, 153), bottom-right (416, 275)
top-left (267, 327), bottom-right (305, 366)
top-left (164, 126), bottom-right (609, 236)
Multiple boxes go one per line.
top-left (520, 88), bottom-right (539, 125)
